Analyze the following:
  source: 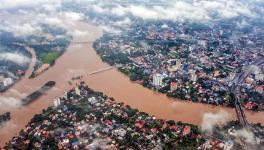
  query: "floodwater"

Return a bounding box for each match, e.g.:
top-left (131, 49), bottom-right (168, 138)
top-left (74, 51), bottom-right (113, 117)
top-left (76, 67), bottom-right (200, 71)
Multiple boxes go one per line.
top-left (0, 21), bottom-right (264, 146)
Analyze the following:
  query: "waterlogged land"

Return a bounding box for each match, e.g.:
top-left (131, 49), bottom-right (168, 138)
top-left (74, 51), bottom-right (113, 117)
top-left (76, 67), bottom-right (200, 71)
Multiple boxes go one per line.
top-left (1, 20), bottom-right (264, 146)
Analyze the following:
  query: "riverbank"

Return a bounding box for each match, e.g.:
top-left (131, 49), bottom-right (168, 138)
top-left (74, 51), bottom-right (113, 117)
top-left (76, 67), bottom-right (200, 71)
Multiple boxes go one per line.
top-left (4, 83), bottom-right (203, 149)
top-left (1, 20), bottom-right (264, 147)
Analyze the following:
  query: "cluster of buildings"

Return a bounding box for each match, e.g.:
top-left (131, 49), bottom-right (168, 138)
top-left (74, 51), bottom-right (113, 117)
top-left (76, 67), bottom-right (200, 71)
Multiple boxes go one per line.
top-left (95, 19), bottom-right (264, 111)
top-left (200, 121), bottom-right (264, 150)
top-left (0, 69), bottom-right (27, 92)
top-left (0, 76), bottom-right (13, 88)
top-left (0, 68), bottom-right (26, 92)
top-left (5, 83), bottom-right (202, 149)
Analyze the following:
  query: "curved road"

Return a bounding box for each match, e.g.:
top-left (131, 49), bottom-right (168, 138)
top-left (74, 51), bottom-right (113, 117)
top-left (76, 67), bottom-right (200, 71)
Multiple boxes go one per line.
top-left (0, 20), bottom-right (264, 146)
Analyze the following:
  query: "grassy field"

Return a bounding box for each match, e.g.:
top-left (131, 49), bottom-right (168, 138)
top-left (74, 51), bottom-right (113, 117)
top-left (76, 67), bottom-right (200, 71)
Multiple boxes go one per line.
top-left (40, 52), bottom-right (60, 64)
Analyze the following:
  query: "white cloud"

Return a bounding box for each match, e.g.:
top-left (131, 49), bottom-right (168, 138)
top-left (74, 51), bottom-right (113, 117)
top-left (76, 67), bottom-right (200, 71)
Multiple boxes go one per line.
top-left (85, 138), bottom-right (111, 149)
top-left (111, 5), bottom-right (127, 16)
top-left (114, 17), bottom-right (132, 27)
top-left (128, 5), bottom-right (159, 20)
top-left (0, 52), bottom-right (31, 65)
top-left (0, 0), bottom-right (61, 10)
top-left (83, 0), bottom-right (260, 22)
top-left (0, 96), bottom-right (22, 109)
top-left (71, 30), bottom-right (88, 37)
top-left (44, 17), bottom-right (63, 26)
top-left (0, 21), bottom-right (42, 36)
top-left (233, 129), bottom-right (257, 144)
top-left (99, 25), bottom-right (121, 34)
top-left (201, 111), bottom-right (231, 133)
top-left (14, 23), bottom-right (41, 36)
top-left (63, 11), bottom-right (84, 21)
top-left (9, 89), bottom-right (27, 98)
top-left (91, 5), bottom-right (106, 14)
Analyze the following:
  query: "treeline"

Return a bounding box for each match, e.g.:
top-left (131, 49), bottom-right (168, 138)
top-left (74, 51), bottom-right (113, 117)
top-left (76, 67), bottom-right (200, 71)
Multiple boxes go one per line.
top-left (22, 81), bottom-right (56, 105)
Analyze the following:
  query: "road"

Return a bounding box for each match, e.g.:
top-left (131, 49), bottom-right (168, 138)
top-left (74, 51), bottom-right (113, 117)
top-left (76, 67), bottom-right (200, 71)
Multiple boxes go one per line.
top-left (229, 56), bottom-right (264, 126)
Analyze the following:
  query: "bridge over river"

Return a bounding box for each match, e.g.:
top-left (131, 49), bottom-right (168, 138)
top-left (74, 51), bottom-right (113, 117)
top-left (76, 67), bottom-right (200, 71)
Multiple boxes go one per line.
top-left (229, 56), bottom-right (264, 127)
top-left (1, 19), bottom-right (264, 147)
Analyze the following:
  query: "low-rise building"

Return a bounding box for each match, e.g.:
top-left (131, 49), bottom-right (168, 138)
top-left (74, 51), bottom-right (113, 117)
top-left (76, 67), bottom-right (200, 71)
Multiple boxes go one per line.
top-left (3, 78), bottom-right (13, 87)
top-left (170, 82), bottom-right (178, 91)
top-left (256, 73), bottom-right (264, 81)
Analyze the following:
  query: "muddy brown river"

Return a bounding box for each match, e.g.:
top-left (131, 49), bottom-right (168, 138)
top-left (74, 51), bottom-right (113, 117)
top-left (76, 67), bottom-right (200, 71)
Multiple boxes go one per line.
top-left (0, 21), bottom-right (264, 146)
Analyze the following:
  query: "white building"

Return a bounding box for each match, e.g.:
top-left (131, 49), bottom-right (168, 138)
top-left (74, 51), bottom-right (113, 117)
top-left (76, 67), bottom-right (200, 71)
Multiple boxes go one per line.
top-left (189, 69), bottom-right (197, 82)
top-left (63, 92), bottom-right (68, 99)
top-left (53, 98), bottom-right (61, 107)
top-left (88, 97), bottom-right (97, 105)
top-left (153, 73), bottom-right (165, 87)
top-left (3, 78), bottom-right (13, 87)
top-left (256, 73), bottom-right (264, 81)
top-left (75, 87), bottom-right (81, 95)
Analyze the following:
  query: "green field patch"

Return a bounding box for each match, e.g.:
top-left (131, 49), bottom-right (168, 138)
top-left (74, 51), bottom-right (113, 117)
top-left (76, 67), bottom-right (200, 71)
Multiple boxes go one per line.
top-left (40, 52), bottom-right (60, 64)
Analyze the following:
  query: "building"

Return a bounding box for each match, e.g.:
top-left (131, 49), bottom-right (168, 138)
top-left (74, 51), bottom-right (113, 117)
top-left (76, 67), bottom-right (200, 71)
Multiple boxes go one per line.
top-left (153, 73), bottom-right (164, 87)
top-left (3, 78), bottom-right (13, 87)
top-left (53, 98), bottom-right (61, 107)
top-left (63, 92), bottom-right (68, 99)
top-left (245, 101), bottom-right (257, 110)
top-left (75, 87), bottom-right (81, 96)
top-left (198, 40), bottom-right (207, 48)
top-left (255, 73), bottom-right (264, 81)
top-left (189, 69), bottom-right (197, 81)
top-left (170, 82), bottom-right (178, 91)
top-left (245, 77), bottom-right (254, 85)
top-left (0, 75), bottom-right (4, 84)
top-left (88, 97), bottom-right (97, 105)
top-left (256, 85), bottom-right (264, 94)
top-left (168, 59), bottom-right (181, 72)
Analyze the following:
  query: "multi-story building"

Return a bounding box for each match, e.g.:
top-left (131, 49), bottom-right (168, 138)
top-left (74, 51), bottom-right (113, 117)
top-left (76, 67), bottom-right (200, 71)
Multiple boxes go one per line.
top-left (53, 98), bottom-right (61, 107)
top-left (256, 73), bottom-right (264, 81)
top-left (153, 73), bottom-right (164, 87)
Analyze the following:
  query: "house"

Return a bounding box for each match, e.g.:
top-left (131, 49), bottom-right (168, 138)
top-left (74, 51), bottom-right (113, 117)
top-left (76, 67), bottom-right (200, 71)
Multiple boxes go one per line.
top-left (255, 85), bottom-right (264, 94)
top-left (255, 73), bottom-right (264, 81)
top-left (75, 87), bottom-right (81, 95)
top-left (170, 82), bottom-right (178, 91)
top-left (183, 126), bottom-right (191, 136)
top-left (88, 97), bottom-right (97, 105)
top-left (112, 128), bottom-right (126, 137)
top-left (3, 78), bottom-right (13, 87)
top-left (245, 101), bottom-right (257, 110)
top-left (0, 75), bottom-right (4, 84)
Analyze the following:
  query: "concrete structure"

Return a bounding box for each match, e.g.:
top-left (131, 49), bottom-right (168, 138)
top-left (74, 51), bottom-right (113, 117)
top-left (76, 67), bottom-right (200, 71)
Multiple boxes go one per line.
top-left (189, 70), bottom-right (197, 82)
top-left (53, 98), bottom-right (61, 107)
top-left (170, 82), bottom-right (178, 91)
top-left (75, 87), bottom-right (81, 96)
top-left (256, 73), bottom-right (264, 81)
top-left (3, 78), bottom-right (13, 87)
top-left (153, 73), bottom-right (164, 87)
top-left (167, 59), bottom-right (181, 72)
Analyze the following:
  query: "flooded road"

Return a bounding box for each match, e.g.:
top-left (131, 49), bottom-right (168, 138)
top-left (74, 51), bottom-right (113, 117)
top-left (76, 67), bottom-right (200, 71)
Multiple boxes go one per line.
top-left (0, 20), bottom-right (264, 146)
